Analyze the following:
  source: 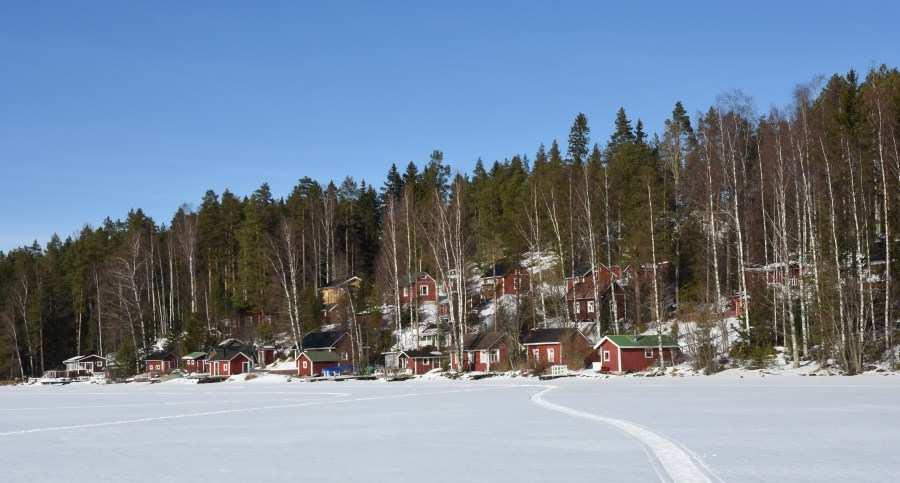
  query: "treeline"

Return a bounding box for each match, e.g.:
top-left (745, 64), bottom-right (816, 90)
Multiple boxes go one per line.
top-left (2, 65), bottom-right (898, 378)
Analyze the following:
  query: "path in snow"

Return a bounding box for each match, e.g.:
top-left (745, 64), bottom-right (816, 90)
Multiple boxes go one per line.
top-left (0, 386), bottom-right (503, 437)
top-left (530, 385), bottom-right (718, 483)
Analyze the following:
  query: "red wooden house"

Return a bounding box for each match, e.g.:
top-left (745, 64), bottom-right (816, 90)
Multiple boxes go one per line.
top-left (397, 347), bottom-right (445, 375)
top-left (295, 330), bottom-right (353, 376)
top-left (565, 265), bottom-right (627, 322)
top-left (181, 351), bottom-right (208, 374)
top-left (207, 339), bottom-right (255, 377)
top-left (595, 335), bottom-right (680, 373)
top-left (296, 350), bottom-right (344, 377)
top-left (144, 351), bottom-right (177, 376)
top-left (449, 332), bottom-right (518, 372)
top-left (480, 261), bottom-right (530, 299)
top-left (399, 272), bottom-right (437, 306)
top-left (522, 328), bottom-right (594, 370)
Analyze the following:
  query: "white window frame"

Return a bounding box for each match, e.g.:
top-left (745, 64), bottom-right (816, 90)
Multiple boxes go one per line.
top-left (603, 350), bottom-right (611, 362)
top-left (587, 301), bottom-right (595, 313)
top-left (419, 284), bottom-right (429, 296)
top-left (402, 287), bottom-right (409, 297)
top-left (644, 349), bottom-right (653, 359)
top-left (547, 348), bottom-right (556, 363)
top-left (575, 302), bottom-right (582, 314)
top-left (532, 348), bottom-right (540, 361)
top-left (490, 349), bottom-right (500, 363)
top-left (302, 360), bottom-right (308, 369)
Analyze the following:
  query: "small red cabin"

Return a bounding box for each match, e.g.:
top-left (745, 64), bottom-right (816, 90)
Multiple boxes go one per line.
top-left (208, 352), bottom-right (253, 377)
top-left (181, 351), bottom-right (208, 374)
top-left (449, 332), bottom-right (516, 372)
top-left (595, 335), bottom-right (680, 373)
top-left (397, 347), bottom-right (445, 375)
top-left (522, 328), bottom-right (594, 370)
top-left (296, 350), bottom-right (343, 377)
top-left (144, 351), bottom-right (177, 376)
top-left (257, 346), bottom-right (278, 367)
top-left (207, 339), bottom-right (255, 377)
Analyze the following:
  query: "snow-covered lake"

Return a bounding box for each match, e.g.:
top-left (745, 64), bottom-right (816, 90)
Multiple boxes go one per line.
top-left (1, 374), bottom-right (898, 482)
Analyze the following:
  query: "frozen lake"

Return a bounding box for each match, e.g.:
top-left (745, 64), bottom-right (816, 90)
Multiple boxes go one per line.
top-left (1, 374), bottom-right (898, 482)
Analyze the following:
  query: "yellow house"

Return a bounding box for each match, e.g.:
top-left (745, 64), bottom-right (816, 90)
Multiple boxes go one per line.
top-left (320, 276), bottom-right (362, 305)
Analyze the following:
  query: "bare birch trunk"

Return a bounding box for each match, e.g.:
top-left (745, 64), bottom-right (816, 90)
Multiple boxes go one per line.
top-left (648, 185), bottom-right (664, 371)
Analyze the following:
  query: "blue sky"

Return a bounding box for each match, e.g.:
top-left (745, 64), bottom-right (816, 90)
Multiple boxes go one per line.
top-left (2, 1), bottom-right (899, 251)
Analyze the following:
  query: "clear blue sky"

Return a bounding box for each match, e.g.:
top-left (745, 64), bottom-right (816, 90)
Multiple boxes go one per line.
top-left (2, 1), bottom-right (899, 251)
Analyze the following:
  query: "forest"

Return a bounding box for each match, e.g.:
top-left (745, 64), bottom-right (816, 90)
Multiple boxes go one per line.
top-left (1, 65), bottom-right (898, 379)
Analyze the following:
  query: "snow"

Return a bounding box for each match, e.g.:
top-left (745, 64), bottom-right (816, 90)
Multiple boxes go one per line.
top-left (2, 375), bottom-right (899, 482)
top-left (479, 293), bottom-right (519, 320)
top-left (652, 317), bottom-right (743, 357)
top-left (266, 359), bottom-right (298, 371)
top-left (522, 250), bottom-right (558, 274)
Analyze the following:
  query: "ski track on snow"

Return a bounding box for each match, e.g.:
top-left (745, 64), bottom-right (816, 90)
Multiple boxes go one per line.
top-left (530, 385), bottom-right (720, 483)
top-left (0, 387), bottom-right (504, 437)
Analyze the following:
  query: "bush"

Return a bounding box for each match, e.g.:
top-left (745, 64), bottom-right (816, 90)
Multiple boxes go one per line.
top-left (730, 329), bottom-right (774, 369)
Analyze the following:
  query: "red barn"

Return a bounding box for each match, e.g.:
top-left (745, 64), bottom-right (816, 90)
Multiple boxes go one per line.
top-left (399, 272), bottom-right (437, 306)
top-left (207, 339), bottom-right (255, 377)
top-left (449, 332), bottom-right (518, 372)
top-left (144, 351), bottom-right (177, 376)
top-left (296, 350), bottom-right (343, 377)
top-left (522, 328), bottom-right (594, 370)
top-left (397, 347), bottom-right (445, 375)
top-left (595, 335), bottom-right (680, 373)
top-left (181, 351), bottom-right (208, 374)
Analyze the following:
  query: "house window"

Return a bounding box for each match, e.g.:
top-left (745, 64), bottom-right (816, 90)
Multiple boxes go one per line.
top-left (466, 352), bottom-right (474, 363)
top-left (481, 350), bottom-right (489, 363)
top-left (532, 348), bottom-right (539, 361)
top-left (403, 287), bottom-right (409, 297)
top-left (644, 349), bottom-right (653, 359)
top-left (575, 303), bottom-right (582, 314)
top-left (603, 350), bottom-right (611, 362)
top-left (302, 360), bottom-right (308, 368)
top-left (420, 284), bottom-right (429, 296)
top-left (547, 348), bottom-right (556, 363)
top-left (342, 352), bottom-right (348, 361)
top-left (423, 359), bottom-right (430, 366)
top-left (587, 301), bottom-right (595, 313)
top-left (490, 350), bottom-right (500, 363)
